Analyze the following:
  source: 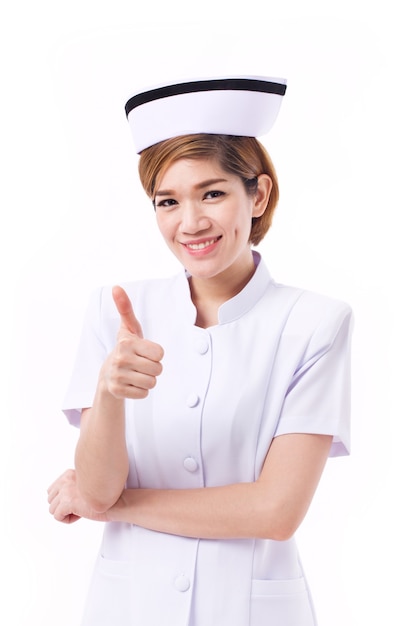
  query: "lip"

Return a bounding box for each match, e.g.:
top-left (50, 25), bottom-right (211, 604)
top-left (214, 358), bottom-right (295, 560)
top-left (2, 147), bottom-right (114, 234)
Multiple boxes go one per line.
top-left (181, 236), bottom-right (222, 256)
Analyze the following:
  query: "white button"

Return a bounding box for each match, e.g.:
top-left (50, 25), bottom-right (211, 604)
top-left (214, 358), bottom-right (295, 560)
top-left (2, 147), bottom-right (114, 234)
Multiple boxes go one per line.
top-left (174, 574), bottom-right (190, 592)
top-left (196, 339), bottom-right (209, 355)
top-left (186, 393), bottom-right (200, 408)
top-left (183, 457), bottom-right (199, 472)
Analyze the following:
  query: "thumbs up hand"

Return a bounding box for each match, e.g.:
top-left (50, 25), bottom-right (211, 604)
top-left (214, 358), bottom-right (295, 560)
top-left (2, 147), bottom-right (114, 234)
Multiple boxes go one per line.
top-left (101, 286), bottom-right (164, 400)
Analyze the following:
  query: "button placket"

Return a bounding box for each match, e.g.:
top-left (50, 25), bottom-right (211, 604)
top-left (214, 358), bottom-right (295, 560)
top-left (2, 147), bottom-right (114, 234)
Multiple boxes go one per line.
top-left (174, 573), bottom-right (191, 592)
top-left (185, 332), bottom-right (210, 410)
top-left (186, 393), bottom-right (200, 408)
top-left (195, 338), bottom-right (209, 355)
top-left (180, 330), bottom-right (211, 482)
top-left (183, 457), bottom-right (199, 472)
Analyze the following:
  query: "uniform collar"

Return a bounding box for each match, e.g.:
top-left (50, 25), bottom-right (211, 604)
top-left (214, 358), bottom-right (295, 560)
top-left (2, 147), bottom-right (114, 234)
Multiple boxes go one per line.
top-left (177, 251), bottom-right (272, 326)
top-left (218, 251), bottom-right (271, 324)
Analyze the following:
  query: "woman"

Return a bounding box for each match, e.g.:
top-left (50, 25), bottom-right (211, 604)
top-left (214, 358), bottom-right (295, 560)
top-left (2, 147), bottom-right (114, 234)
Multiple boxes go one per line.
top-left (48, 76), bottom-right (352, 626)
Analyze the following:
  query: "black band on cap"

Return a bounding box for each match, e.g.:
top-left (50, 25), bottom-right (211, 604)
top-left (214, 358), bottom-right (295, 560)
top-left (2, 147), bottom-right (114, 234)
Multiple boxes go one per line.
top-left (125, 78), bottom-right (287, 117)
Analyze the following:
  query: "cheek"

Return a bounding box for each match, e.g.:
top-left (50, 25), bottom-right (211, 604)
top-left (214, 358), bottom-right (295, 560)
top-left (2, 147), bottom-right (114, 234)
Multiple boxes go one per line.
top-left (234, 204), bottom-right (255, 236)
top-left (155, 214), bottom-right (172, 240)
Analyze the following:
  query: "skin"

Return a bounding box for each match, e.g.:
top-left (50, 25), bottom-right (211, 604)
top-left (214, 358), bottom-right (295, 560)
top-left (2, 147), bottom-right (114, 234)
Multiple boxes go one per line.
top-left (153, 158), bottom-right (270, 322)
top-left (48, 157), bottom-right (333, 541)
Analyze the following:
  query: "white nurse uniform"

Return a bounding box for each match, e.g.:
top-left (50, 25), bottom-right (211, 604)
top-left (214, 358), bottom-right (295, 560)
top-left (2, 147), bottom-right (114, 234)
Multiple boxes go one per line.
top-left (63, 251), bottom-right (352, 626)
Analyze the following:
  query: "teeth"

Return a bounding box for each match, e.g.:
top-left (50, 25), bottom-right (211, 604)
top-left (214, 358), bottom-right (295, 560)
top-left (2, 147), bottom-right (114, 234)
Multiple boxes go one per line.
top-left (187, 239), bottom-right (217, 250)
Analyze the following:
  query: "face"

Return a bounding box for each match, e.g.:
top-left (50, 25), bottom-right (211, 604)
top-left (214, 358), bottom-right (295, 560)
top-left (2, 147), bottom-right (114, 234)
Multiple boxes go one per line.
top-left (153, 158), bottom-right (267, 286)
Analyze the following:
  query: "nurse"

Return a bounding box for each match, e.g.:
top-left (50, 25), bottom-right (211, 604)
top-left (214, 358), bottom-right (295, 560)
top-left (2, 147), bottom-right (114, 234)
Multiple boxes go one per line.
top-left (48, 76), bottom-right (353, 626)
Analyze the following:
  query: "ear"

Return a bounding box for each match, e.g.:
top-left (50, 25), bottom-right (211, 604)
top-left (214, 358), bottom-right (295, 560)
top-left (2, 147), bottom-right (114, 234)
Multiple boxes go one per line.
top-left (252, 174), bottom-right (273, 218)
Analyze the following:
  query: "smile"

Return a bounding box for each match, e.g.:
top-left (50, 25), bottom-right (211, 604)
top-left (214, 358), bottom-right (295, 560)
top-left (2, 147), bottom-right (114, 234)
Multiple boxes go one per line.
top-left (184, 237), bottom-right (220, 250)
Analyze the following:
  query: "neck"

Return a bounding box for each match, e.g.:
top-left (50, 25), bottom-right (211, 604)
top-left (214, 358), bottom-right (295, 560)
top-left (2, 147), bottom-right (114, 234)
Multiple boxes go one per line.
top-left (189, 254), bottom-right (257, 327)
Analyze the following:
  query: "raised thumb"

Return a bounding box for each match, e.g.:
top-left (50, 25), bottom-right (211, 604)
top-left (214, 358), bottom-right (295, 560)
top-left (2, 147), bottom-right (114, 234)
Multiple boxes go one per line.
top-left (112, 285), bottom-right (143, 338)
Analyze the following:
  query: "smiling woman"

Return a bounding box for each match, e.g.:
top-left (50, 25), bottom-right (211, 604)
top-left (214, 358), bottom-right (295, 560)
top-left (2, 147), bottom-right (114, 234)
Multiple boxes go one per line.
top-left (152, 157), bottom-right (272, 299)
top-left (151, 155), bottom-right (273, 327)
top-left (47, 76), bottom-right (353, 626)
top-left (139, 133), bottom-right (279, 245)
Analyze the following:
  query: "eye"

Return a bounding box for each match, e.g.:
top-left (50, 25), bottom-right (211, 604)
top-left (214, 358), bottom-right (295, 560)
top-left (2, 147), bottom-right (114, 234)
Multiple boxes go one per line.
top-left (155, 198), bottom-right (178, 209)
top-left (204, 190), bottom-right (225, 200)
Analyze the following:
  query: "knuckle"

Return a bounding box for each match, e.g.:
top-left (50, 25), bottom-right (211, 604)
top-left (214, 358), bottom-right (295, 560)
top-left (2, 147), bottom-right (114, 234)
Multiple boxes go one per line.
top-left (147, 376), bottom-right (157, 390)
top-left (152, 344), bottom-right (164, 361)
top-left (129, 388), bottom-right (149, 400)
top-left (108, 382), bottom-right (124, 399)
top-left (112, 353), bottom-right (127, 370)
top-left (111, 371), bottom-right (125, 386)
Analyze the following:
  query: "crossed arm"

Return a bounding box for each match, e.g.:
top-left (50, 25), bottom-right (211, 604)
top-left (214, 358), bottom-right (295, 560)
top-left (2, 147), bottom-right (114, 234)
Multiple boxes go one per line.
top-left (48, 429), bottom-right (331, 541)
top-left (47, 286), bottom-right (333, 541)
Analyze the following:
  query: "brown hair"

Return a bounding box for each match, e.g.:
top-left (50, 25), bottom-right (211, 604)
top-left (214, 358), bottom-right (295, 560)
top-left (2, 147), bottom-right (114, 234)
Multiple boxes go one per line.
top-left (138, 134), bottom-right (279, 246)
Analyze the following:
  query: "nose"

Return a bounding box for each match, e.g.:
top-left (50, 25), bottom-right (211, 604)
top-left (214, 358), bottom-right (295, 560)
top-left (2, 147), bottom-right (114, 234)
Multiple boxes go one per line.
top-left (180, 200), bottom-right (211, 234)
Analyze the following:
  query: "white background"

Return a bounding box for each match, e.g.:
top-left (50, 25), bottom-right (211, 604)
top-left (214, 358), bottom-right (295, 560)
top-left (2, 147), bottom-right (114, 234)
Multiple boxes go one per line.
top-left (1, 1), bottom-right (416, 624)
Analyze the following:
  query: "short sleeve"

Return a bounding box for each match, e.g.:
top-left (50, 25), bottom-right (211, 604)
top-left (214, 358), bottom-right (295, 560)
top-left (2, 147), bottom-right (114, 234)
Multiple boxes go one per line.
top-left (275, 304), bottom-right (353, 457)
top-left (62, 287), bottom-right (115, 427)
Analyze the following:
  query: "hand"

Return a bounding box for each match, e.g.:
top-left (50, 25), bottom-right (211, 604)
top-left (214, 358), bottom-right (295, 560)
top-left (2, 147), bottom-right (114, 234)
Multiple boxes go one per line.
top-left (47, 469), bottom-right (109, 524)
top-left (102, 286), bottom-right (164, 400)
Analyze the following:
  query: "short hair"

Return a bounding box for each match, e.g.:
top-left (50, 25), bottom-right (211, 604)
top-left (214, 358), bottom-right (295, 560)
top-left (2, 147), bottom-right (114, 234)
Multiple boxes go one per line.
top-left (138, 134), bottom-right (279, 246)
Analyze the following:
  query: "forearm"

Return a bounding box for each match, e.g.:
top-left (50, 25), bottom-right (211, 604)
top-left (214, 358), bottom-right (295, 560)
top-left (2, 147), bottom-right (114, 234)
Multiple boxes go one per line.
top-left (105, 434), bottom-right (332, 540)
top-left (107, 482), bottom-right (290, 541)
top-left (75, 377), bottom-right (129, 512)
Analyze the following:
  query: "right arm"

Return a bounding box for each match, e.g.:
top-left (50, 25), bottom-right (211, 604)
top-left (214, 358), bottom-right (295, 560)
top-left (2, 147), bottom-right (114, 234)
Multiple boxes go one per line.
top-left (74, 286), bottom-right (164, 512)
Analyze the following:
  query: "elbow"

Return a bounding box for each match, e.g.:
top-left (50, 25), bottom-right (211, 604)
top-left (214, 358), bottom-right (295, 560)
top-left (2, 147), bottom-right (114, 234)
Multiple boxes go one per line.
top-left (266, 523), bottom-right (298, 542)
top-left (78, 482), bottom-right (124, 514)
top-left (74, 459), bottom-right (129, 514)
top-left (81, 489), bottom-right (122, 514)
top-left (258, 502), bottom-right (303, 542)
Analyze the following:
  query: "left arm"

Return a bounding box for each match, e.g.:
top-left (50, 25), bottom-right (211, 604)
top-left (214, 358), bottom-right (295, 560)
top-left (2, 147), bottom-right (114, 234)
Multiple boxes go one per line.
top-left (48, 433), bottom-right (331, 539)
top-left (107, 433), bottom-right (331, 541)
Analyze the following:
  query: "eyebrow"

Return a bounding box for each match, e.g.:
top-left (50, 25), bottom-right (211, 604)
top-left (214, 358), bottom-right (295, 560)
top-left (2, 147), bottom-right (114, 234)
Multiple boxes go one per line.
top-left (154, 178), bottom-right (228, 197)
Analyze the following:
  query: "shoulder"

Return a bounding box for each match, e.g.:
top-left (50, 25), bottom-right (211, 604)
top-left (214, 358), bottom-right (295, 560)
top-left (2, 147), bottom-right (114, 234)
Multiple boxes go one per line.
top-left (255, 257), bottom-right (352, 333)
top-left (265, 280), bottom-right (353, 347)
top-left (87, 273), bottom-right (185, 340)
top-left (98, 275), bottom-right (180, 314)
top-left (286, 286), bottom-right (351, 328)
top-left (79, 275), bottom-right (182, 328)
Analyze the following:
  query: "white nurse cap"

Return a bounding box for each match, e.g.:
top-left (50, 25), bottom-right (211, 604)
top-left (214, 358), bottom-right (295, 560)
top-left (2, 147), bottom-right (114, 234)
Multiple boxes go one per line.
top-left (125, 75), bottom-right (287, 154)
